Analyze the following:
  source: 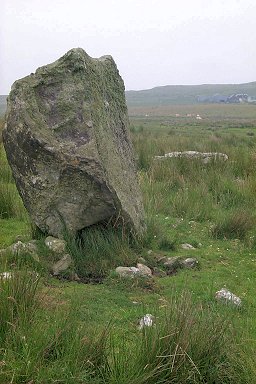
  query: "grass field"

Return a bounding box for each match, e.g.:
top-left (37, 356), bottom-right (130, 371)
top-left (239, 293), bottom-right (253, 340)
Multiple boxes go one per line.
top-left (1, 104), bottom-right (256, 383)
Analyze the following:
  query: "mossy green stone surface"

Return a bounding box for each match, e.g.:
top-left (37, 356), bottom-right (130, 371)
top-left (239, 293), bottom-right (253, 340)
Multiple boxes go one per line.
top-left (3, 48), bottom-right (145, 237)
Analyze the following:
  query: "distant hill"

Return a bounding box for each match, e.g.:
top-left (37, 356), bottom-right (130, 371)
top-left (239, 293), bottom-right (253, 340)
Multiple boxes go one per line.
top-left (125, 82), bottom-right (256, 106)
top-left (1, 82), bottom-right (256, 116)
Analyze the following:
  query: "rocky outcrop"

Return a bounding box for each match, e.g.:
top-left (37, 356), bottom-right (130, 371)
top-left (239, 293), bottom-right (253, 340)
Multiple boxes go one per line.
top-left (3, 48), bottom-right (145, 237)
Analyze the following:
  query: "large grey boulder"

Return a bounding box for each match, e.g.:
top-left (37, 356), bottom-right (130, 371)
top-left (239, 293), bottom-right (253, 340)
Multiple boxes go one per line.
top-left (3, 48), bottom-right (145, 237)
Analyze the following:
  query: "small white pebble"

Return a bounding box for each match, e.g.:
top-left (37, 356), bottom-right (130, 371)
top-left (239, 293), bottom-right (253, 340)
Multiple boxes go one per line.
top-left (138, 314), bottom-right (154, 329)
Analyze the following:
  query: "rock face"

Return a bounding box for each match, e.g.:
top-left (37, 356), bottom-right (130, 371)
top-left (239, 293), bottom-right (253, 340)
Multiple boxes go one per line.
top-left (3, 48), bottom-right (145, 237)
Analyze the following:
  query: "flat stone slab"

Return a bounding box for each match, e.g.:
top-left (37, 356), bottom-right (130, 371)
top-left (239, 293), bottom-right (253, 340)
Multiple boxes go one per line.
top-left (155, 151), bottom-right (228, 164)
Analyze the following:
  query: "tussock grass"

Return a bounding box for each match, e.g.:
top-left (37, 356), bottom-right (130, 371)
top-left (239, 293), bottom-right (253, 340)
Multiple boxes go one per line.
top-left (212, 210), bottom-right (255, 240)
top-left (65, 225), bottom-right (138, 281)
top-left (0, 265), bottom-right (40, 342)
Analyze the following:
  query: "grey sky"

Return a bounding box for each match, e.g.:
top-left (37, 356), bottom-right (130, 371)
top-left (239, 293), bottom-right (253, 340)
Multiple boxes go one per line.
top-left (1, 0), bottom-right (256, 94)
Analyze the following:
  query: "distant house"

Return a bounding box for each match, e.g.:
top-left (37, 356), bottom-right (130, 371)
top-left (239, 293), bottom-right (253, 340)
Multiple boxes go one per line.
top-left (227, 94), bottom-right (248, 103)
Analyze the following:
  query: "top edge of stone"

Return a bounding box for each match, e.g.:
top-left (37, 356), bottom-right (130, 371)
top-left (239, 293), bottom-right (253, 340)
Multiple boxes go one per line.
top-left (10, 48), bottom-right (115, 91)
top-left (61, 48), bottom-right (113, 61)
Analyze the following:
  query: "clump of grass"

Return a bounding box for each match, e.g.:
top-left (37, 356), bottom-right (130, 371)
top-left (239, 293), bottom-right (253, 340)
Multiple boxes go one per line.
top-left (158, 237), bottom-right (176, 251)
top-left (64, 224), bottom-right (138, 282)
top-left (0, 249), bottom-right (110, 383)
top-left (211, 210), bottom-right (255, 240)
top-left (0, 266), bottom-right (40, 342)
top-left (0, 299), bottom-right (110, 383)
top-left (140, 213), bottom-right (177, 251)
top-left (0, 182), bottom-right (25, 219)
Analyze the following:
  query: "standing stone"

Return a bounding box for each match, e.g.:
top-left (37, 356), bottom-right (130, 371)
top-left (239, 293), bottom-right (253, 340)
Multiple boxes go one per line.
top-left (3, 48), bottom-right (145, 237)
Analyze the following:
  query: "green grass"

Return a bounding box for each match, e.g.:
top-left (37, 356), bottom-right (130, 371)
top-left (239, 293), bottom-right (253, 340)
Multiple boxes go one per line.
top-left (1, 104), bottom-right (256, 382)
top-left (0, 141), bottom-right (28, 221)
top-left (0, 270), bottom-right (248, 383)
top-left (0, 119), bottom-right (30, 246)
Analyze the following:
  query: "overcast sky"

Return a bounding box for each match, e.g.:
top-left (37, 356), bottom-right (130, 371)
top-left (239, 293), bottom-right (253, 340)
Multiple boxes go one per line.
top-left (1, 0), bottom-right (256, 94)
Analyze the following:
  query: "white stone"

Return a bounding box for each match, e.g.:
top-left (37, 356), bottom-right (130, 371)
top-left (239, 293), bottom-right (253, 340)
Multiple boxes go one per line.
top-left (115, 266), bottom-right (139, 277)
top-left (155, 151), bottom-right (228, 164)
top-left (115, 264), bottom-right (152, 278)
top-left (0, 272), bottom-right (13, 280)
top-left (215, 288), bottom-right (241, 306)
top-left (181, 258), bottom-right (198, 268)
top-left (138, 314), bottom-right (154, 329)
top-left (11, 241), bottom-right (26, 254)
top-left (137, 263), bottom-right (152, 277)
top-left (181, 243), bottom-right (195, 250)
